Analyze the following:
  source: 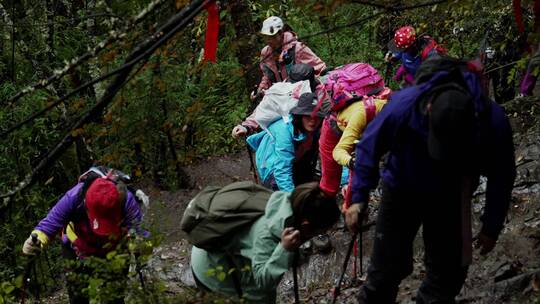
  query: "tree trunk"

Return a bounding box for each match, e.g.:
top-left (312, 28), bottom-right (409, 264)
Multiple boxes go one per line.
top-left (46, 0), bottom-right (56, 64)
top-left (153, 57), bottom-right (190, 188)
top-left (10, 0), bottom-right (15, 81)
top-left (226, 0), bottom-right (260, 91)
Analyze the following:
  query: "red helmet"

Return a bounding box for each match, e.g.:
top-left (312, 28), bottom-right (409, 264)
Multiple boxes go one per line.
top-left (394, 26), bottom-right (416, 50)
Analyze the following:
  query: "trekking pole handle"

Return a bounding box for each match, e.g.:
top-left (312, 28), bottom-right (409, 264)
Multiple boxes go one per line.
top-left (31, 233), bottom-right (38, 245)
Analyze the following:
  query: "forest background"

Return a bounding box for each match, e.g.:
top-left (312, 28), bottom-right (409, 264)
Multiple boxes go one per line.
top-left (0, 0), bottom-right (535, 302)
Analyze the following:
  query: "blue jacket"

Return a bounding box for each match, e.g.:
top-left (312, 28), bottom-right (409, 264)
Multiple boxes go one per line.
top-left (393, 51), bottom-right (422, 76)
top-left (247, 116), bottom-right (306, 192)
top-left (392, 36), bottom-right (441, 76)
top-left (351, 70), bottom-right (516, 239)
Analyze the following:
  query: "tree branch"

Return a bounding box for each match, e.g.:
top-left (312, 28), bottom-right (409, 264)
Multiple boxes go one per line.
top-left (0, 0), bottom-right (209, 204)
top-left (3, 0), bottom-right (165, 108)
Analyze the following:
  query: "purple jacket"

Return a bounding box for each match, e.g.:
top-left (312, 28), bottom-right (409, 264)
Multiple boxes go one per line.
top-left (35, 183), bottom-right (145, 243)
top-left (352, 69), bottom-right (516, 239)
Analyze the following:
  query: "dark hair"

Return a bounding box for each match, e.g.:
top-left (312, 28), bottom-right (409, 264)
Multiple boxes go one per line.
top-left (292, 114), bottom-right (305, 135)
top-left (290, 182), bottom-right (340, 230)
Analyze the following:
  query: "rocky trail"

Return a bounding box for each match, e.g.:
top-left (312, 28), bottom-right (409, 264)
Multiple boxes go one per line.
top-left (42, 96), bottom-right (539, 303)
top-left (143, 96), bottom-right (540, 303)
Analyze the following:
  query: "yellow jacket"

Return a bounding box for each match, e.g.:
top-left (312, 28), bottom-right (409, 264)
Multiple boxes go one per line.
top-left (332, 99), bottom-right (387, 166)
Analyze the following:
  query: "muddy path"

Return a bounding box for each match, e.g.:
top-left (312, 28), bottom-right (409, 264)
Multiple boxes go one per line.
top-left (145, 97), bottom-right (540, 303)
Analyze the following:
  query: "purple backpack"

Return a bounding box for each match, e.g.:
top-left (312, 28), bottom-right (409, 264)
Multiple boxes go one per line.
top-left (324, 63), bottom-right (385, 111)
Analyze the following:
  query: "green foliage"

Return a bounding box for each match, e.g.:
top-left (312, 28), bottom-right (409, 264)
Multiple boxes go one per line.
top-left (0, 0), bottom-right (536, 301)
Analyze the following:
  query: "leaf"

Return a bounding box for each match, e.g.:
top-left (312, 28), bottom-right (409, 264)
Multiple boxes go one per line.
top-left (217, 272), bottom-right (226, 282)
top-left (205, 269), bottom-right (216, 277)
top-left (0, 282), bottom-right (14, 295)
top-left (71, 128), bottom-right (84, 137)
top-left (13, 275), bottom-right (23, 288)
top-left (44, 176), bottom-right (54, 185)
top-left (176, 0), bottom-right (190, 10)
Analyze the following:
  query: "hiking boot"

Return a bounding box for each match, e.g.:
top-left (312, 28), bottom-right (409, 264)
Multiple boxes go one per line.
top-left (312, 234), bottom-right (332, 254)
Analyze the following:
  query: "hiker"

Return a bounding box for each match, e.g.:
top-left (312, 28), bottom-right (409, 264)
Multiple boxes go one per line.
top-left (385, 26), bottom-right (446, 87)
top-left (232, 64), bottom-right (319, 139)
top-left (246, 92), bottom-right (326, 192)
top-left (317, 62), bottom-right (390, 198)
top-left (254, 16), bottom-right (326, 100)
top-left (190, 181), bottom-right (340, 302)
top-left (22, 167), bottom-right (147, 304)
top-left (346, 57), bottom-right (516, 303)
top-left (519, 42), bottom-right (540, 97)
top-left (319, 94), bottom-right (388, 198)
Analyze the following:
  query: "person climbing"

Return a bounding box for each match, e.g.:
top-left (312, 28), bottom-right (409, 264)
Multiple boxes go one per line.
top-left (190, 181), bottom-right (340, 303)
top-left (346, 57), bottom-right (516, 303)
top-left (385, 25), bottom-right (446, 87)
top-left (232, 64), bottom-right (319, 139)
top-left (256, 16), bottom-right (326, 97)
top-left (246, 92), bottom-right (327, 192)
top-left (519, 42), bottom-right (540, 97)
top-left (318, 89), bottom-right (390, 199)
top-left (231, 16), bottom-right (326, 139)
top-left (22, 167), bottom-right (147, 304)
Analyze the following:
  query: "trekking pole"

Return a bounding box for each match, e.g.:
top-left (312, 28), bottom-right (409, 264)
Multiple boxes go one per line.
top-left (32, 261), bottom-right (41, 304)
top-left (345, 169), bottom-right (358, 279)
top-left (292, 249), bottom-right (300, 304)
top-left (332, 209), bottom-right (370, 304)
top-left (135, 256), bottom-right (147, 292)
top-left (359, 225), bottom-right (363, 278)
top-left (332, 233), bottom-right (357, 304)
top-left (384, 61), bottom-right (393, 86)
top-left (246, 144), bottom-right (259, 184)
top-left (21, 234), bottom-right (40, 304)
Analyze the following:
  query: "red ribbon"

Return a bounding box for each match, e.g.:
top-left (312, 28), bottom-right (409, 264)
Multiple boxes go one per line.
top-left (203, 1), bottom-right (219, 62)
top-left (513, 0), bottom-right (525, 34)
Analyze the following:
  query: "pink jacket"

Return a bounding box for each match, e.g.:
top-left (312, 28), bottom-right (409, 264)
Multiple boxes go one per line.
top-left (242, 32), bottom-right (325, 130)
top-left (258, 31), bottom-right (326, 91)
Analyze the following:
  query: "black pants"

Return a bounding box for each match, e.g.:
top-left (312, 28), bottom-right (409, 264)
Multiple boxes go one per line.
top-left (358, 184), bottom-right (469, 304)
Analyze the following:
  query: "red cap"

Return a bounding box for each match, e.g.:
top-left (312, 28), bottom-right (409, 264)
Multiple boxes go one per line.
top-left (85, 178), bottom-right (122, 236)
top-left (394, 26), bottom-right (416, 50)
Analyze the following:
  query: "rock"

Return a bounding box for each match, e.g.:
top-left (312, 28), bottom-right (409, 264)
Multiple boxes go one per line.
top-left (493, 261), bottom-right (522, 283)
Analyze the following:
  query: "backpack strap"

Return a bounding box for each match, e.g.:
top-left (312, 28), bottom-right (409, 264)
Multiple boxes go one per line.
top-left (362, 97), bottom-right (377, 123)
top-left (225, 252), bottom-right (243, 299)
top-left (287, 44), bottom-right (296, 66)
top-left (263, 64), bottom-right (277, 83)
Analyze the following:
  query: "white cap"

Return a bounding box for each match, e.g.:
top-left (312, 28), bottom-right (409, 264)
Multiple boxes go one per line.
top-left (260, 16), bottom-right (284, 36)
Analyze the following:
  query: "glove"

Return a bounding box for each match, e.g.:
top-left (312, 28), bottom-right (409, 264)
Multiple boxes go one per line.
top-left (22, 234), bottom-right (42, 255)
top-left (250, 89), bottom-right (265, 101)
top-left (231, 125), bottom-right (248, 138)
top-left (345, 203), bottom-right (368, 234)
top-left (135, 189), bottom-right (150, 209)
top-left (348, 156), bottom-right (355, 169)
top-left (384, 51), bottom-right (393, 62)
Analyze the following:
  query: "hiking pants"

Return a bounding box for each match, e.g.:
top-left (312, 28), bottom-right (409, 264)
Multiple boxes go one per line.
top-left (358, 183), bottom-right (469, 304)
top-left (318, 119), bottom-right (342, 196)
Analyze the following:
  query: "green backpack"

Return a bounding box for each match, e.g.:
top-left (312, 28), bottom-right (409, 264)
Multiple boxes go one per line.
top-left (180, 181), bottom-right (272, 251)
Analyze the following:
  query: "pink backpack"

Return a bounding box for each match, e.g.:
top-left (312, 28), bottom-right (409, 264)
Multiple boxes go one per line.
top-left (325, 63), bottom-right (385, 111)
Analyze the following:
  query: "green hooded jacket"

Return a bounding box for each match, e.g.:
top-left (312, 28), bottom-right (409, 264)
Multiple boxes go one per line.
top-left (190, 191), bottom-right (294, 303)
